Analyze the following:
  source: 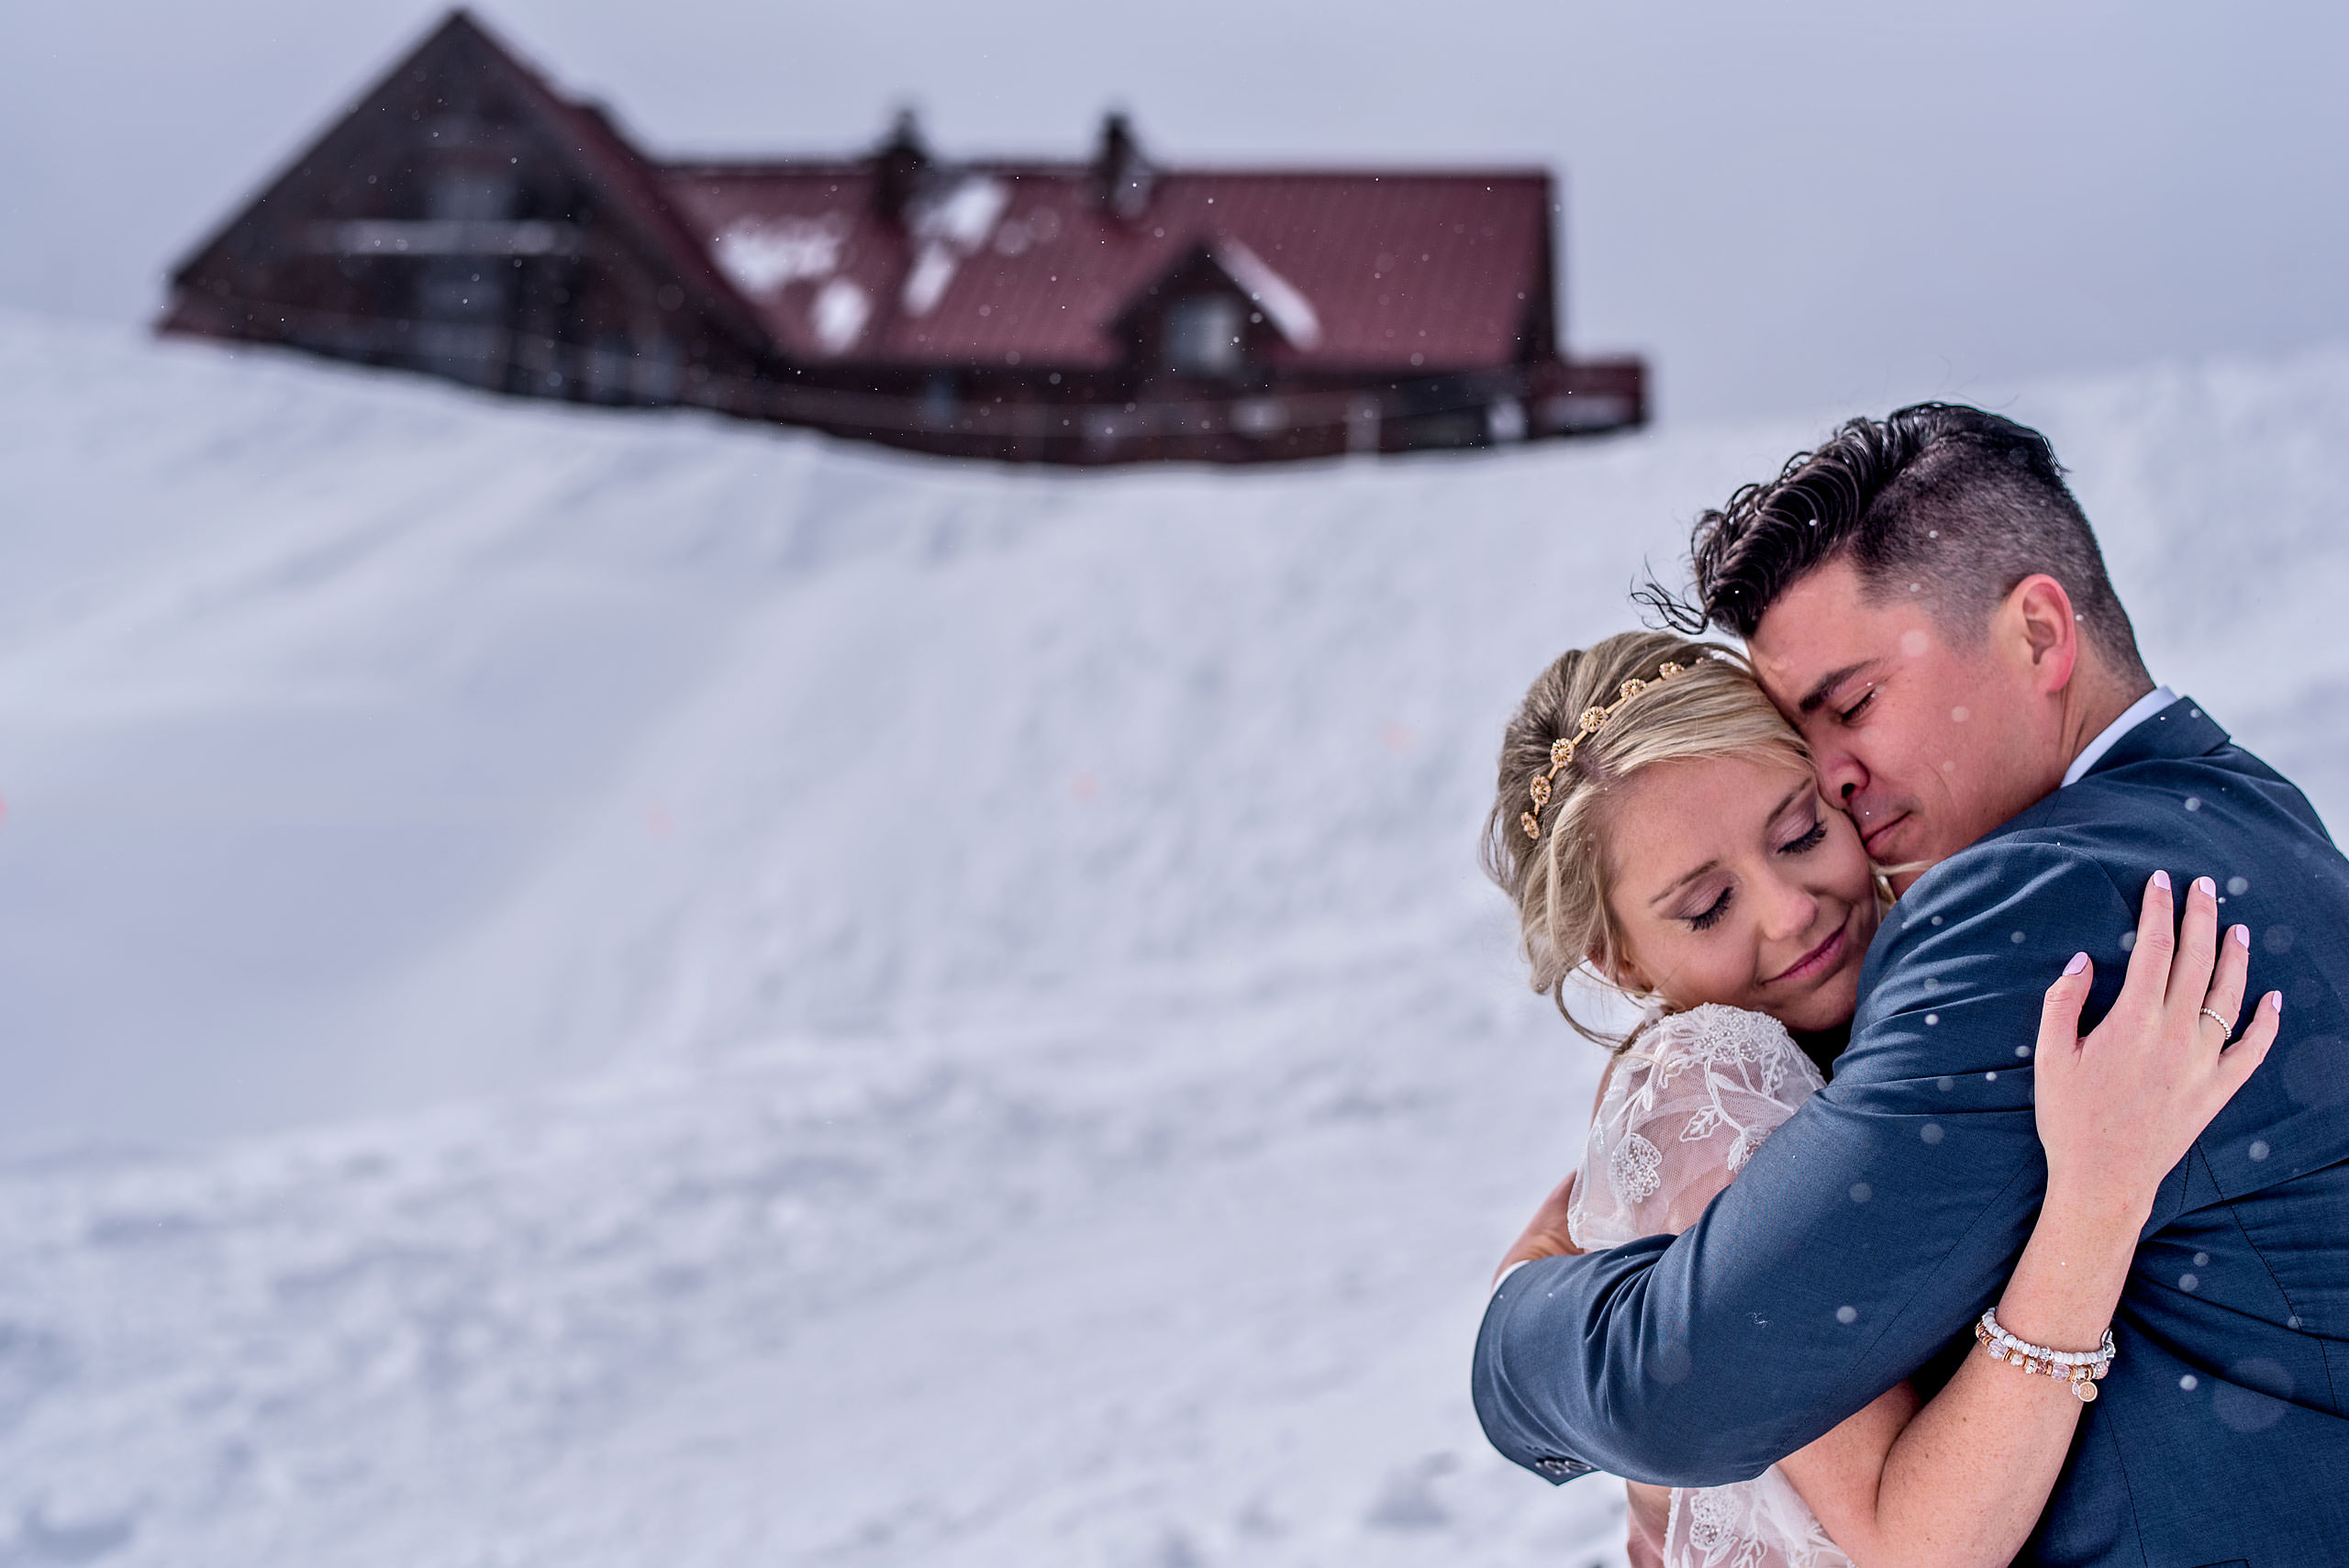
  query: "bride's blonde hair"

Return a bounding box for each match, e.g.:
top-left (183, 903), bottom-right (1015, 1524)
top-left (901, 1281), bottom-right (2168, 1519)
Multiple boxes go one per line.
top-left (1480, 630), bottom-right (1814, 1045)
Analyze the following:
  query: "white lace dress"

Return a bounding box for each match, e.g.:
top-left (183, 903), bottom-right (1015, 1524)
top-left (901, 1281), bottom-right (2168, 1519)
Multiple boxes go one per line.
top-left (1565, 1004), bottom-right (1854, 1568)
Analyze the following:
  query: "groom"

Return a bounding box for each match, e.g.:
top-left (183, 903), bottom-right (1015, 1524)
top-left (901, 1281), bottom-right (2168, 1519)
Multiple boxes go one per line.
top-left (1475, 405), bottom-right (2349, 1563)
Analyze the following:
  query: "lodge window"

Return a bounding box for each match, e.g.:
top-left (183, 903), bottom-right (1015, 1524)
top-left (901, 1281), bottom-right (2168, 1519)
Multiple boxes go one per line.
top-left (413, 166), bottom-right (520, 328)
top-left (920, 373), bottom-right (959, 428)
top-left (416, 260), bottom-right (509, 323)
top-left (1162, 295), bottom-right (1245, 378)
top-left (427, 168), bottom-right (517, 221)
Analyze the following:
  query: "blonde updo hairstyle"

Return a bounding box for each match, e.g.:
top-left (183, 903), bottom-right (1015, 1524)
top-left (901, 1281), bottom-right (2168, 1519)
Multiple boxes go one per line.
top-left (1480, 630), bottom-right (1814, 1045)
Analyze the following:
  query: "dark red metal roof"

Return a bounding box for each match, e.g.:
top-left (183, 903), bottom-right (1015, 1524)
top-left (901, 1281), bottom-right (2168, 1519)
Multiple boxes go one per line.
top-left (659, 162), bottom-right (1553, 373)
top-left (161, 8), bottom-right (1643, 461)
top-left (443, 17), bottom-right (775, 349)
top-left (172, 8), bottom-right (1571, 390)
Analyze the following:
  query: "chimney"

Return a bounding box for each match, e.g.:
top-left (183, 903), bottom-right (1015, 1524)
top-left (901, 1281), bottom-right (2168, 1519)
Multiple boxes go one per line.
top-left (872, 108), bottom-right (930, 225)
top-left (1092, 111), bottom-right (1153, 220)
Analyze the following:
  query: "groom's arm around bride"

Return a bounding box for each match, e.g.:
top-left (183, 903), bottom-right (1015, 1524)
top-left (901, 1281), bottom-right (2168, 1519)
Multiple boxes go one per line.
top-left (1475, 406), bottom-right (2349, 1565)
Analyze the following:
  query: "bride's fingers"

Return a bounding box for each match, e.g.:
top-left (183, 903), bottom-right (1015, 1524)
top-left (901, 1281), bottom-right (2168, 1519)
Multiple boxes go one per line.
top-left (2039, 951), bottom-right (2093, 1063)
top-left (2215, 991), bottom-right (2283, 1099)
top-left (2202, 922), bottom-right (2254, 1043)
top-left (2118, 870), bottom-right (2176, 1014)
top-left (2165, 875), bottom-right (2221, 1014)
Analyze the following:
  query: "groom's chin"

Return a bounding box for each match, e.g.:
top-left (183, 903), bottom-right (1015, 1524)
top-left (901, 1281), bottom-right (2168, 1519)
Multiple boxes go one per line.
top-left (1865, 812), bottom-right (1954, 877)
top-left (1869, 820), bottom-right (1956, 895)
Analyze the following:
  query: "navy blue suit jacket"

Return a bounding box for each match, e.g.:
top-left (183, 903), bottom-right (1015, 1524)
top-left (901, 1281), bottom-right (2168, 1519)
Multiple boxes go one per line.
top-left (1474, 699), bottom-right (2349, 1565)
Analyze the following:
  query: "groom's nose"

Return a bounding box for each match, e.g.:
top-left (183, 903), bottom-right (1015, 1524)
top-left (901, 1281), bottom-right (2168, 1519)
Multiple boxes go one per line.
top-left (1812, 742), bottom-right (1869, 810)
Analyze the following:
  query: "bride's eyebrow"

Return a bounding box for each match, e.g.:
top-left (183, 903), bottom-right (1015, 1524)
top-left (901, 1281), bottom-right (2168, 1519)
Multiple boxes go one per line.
top-left (1648, 783), bottom-right (1814, 908)
top-left (1765, 780), bottom-right (1810, 828)
top-left (1648, 859), bottom-right (1721, 908)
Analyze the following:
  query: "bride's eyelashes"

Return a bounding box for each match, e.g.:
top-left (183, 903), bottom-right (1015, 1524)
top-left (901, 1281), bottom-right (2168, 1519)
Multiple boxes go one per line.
top-left (1687, 887), bottom-right (1732, 932)
top-left (1780, 817), bottom-right (1829, 855)
top-left (1681, 816), bottom-right (1828, 932)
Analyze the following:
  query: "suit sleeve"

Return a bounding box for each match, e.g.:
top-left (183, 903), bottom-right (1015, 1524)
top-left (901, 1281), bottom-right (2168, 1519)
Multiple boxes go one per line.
top-left (1472, 843), bottom-right (2136, 1485)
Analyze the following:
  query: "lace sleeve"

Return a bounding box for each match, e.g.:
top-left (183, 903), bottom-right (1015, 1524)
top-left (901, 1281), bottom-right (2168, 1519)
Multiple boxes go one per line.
top-left (1565, 1005), bottom-right (1826, 1250)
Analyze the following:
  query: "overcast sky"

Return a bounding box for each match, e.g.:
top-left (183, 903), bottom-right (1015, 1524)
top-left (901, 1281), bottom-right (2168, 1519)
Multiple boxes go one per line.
top-left (6, 0), bottom-right (2343, 420)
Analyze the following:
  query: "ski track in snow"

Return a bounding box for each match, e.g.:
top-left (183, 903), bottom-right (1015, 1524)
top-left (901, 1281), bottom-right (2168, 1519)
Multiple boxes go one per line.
top-left (0, 311), bottom-right (2346, 1565)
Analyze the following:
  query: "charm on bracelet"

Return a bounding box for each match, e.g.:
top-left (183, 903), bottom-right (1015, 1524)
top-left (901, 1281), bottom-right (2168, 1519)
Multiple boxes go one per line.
top-left (1976, 1308), bottom-right (2116, 1403)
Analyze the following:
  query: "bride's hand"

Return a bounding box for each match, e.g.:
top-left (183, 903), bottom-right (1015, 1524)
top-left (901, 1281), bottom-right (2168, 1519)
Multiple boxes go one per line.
top-left (2034, 871), bottom-right (2278, 1215)
top-left (1495, 1171), bottom-right (1585, 1283)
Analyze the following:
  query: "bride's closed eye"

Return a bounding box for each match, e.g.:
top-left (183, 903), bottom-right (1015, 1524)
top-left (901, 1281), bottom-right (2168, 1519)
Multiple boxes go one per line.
top-left (1687, 887), bottom-right (1733, 932)
top-left (1682, 811), bottom-right (1827, 932)
top-left (1779, 815), bottom-right (1829, 855)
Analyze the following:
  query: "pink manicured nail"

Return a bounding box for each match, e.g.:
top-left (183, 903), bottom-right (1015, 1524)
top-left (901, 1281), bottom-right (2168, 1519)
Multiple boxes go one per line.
top-left (2196, 876), bottom-right (2217, 898)
top-left (2233, 925), bottom-right (2252, 949)
top-left (2153, 870), bottom-right (2171, 891)
top-left (2267, 992), bottom-right (2284, 1013)
top-left (2065, 951), bottom-right (2089, 975)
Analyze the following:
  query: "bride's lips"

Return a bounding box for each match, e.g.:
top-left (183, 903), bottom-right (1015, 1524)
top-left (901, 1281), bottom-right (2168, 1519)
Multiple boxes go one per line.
top-left (1769, 919), bottom-right (1851, 986)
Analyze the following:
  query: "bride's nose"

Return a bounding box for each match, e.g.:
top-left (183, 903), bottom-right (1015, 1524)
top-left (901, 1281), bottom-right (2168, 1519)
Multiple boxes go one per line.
top-left (1758, 873), bottom-right (1819, 944)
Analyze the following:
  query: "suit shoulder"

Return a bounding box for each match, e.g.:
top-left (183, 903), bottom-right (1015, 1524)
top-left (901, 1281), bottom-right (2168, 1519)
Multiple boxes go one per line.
top-left (1857, 839), bottom-right (2136, 1052)
top-left (1887, 833), bottom-right (2130, 929)
top-left (2011, 742), bottom-right (2328, 847)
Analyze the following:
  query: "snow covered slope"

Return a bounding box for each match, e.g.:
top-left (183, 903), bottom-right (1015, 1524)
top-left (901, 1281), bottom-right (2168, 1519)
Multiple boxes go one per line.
top-left (2, 313), bottom-right (2346, 1566)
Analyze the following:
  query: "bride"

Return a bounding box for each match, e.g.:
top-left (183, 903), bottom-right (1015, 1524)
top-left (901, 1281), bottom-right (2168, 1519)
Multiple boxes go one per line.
top-left (1480, 631), bottom-right (2277, 1568)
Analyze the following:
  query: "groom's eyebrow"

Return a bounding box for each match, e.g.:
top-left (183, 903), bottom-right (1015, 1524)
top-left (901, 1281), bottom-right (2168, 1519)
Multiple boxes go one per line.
top-left (1797, 662), bottom-right (1874, 717)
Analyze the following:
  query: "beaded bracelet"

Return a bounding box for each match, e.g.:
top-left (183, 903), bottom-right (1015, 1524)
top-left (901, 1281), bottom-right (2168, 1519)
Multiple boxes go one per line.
top-left (1976, 1307), bottom-right (2116, 1403)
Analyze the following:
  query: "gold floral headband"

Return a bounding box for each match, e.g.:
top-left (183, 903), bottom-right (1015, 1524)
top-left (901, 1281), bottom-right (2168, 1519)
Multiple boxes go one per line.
top-left (1520, 661), bottom-right (1687, 841)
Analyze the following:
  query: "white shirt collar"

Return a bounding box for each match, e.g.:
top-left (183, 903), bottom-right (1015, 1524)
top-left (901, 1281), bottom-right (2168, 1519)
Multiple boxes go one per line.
top-left (2062, 684), bottom-right (2177, 788)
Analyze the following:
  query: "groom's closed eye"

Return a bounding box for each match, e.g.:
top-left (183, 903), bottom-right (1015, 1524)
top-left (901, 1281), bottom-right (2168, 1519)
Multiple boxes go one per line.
top-left (1795, 662), bottom-right (1875, 717)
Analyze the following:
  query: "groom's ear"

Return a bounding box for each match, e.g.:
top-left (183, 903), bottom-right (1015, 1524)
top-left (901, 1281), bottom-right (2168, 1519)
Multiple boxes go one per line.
top-left (2001, 573), bottom-right (2081, 695)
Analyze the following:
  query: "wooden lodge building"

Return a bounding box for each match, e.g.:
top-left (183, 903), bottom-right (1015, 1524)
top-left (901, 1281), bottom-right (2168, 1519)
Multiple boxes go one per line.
top-left (161, 11), bottom-right (1644, 463)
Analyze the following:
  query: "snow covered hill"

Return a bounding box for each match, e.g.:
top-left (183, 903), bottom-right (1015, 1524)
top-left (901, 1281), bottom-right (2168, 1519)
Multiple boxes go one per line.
top-left (1, 313), bottom-right (2346, 1566)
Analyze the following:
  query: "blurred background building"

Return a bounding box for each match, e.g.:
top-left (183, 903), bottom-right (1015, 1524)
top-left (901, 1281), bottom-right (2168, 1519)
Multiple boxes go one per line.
top-left (161, 11), bottom-right (1643, 462)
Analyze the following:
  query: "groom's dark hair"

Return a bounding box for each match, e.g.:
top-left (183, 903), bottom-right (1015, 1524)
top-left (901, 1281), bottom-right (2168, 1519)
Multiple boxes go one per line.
top-left (1683, 403), bottom-right (2149, 681)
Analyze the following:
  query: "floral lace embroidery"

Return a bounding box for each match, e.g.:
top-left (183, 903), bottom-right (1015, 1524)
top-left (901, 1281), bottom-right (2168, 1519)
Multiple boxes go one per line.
top-left (1646, 1006), bottom-right (1794, 1151)
top-left (1567, 1003), bottom-right (1820, 1250)
top-left (1667, 1467), bottom-right (1850, 1568)
top-left (1565, 1005), bottom-right (1852, 1568)
top-left (1685, 1485), bottom-right (1766, 1568)
top-left (1609, 1131), bottom-right (1662, 1202)
top-left (1725, 1122), bottom-right (1771, 1174)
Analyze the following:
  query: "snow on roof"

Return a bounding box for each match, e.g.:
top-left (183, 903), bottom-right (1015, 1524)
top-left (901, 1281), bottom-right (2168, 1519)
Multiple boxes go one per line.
top-left (167, 9), bottom-right (1560, 383)
top-left (713, 215), bottom-right (848, 296)
top-left (660, 164), bottom-right (1552, 370)
top-left (1213, 238), bottom-right (1322, 350)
